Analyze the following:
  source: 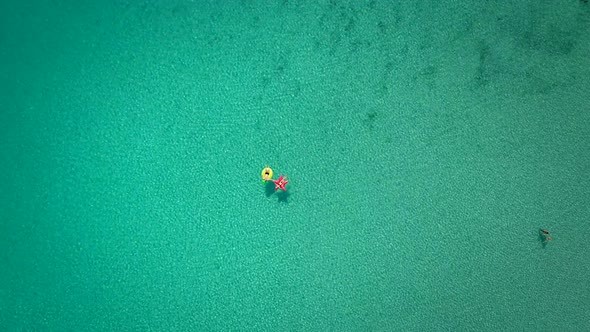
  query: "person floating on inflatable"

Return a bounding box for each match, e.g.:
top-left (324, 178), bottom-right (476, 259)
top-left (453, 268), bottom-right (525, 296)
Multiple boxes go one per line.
top-left (260, 167), bottom-right (289, 192)
top-left (261, 167), bottom-right (273, 182)
top-left (272, 175), bottom-right (289, 192)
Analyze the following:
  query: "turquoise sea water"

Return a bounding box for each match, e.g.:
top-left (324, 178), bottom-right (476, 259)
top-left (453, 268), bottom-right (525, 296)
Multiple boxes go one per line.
top-left (1, 1), bottom-right (590, 330)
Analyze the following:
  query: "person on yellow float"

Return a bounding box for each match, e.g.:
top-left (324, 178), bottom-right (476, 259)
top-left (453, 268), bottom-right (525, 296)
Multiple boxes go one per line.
top-left (261, 167), bottom-right (273, 182)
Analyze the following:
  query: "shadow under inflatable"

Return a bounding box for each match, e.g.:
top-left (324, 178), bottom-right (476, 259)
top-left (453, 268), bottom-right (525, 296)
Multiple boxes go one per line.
top-left (264, 181), bottom-right (275, 197)
top-left (264, 181), bottom-right (291, 203)
top-left (276, 189), bottom-right (291, 203)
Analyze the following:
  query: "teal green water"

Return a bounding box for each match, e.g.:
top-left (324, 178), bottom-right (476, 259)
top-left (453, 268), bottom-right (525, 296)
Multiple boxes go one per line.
top-left (2, 1), bottom-right (590, 330)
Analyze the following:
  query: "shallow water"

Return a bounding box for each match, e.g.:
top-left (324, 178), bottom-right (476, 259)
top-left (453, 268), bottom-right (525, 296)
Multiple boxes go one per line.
top-left (1, 0), bottom-right (589, 330)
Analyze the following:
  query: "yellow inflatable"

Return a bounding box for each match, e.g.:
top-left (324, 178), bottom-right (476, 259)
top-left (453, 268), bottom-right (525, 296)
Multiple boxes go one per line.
top-left (261, 167), bottom-right (273, 182)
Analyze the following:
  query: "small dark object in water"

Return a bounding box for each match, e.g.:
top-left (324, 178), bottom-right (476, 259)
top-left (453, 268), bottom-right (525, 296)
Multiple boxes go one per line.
top-left (539, 229), bottom-right (552, 246)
